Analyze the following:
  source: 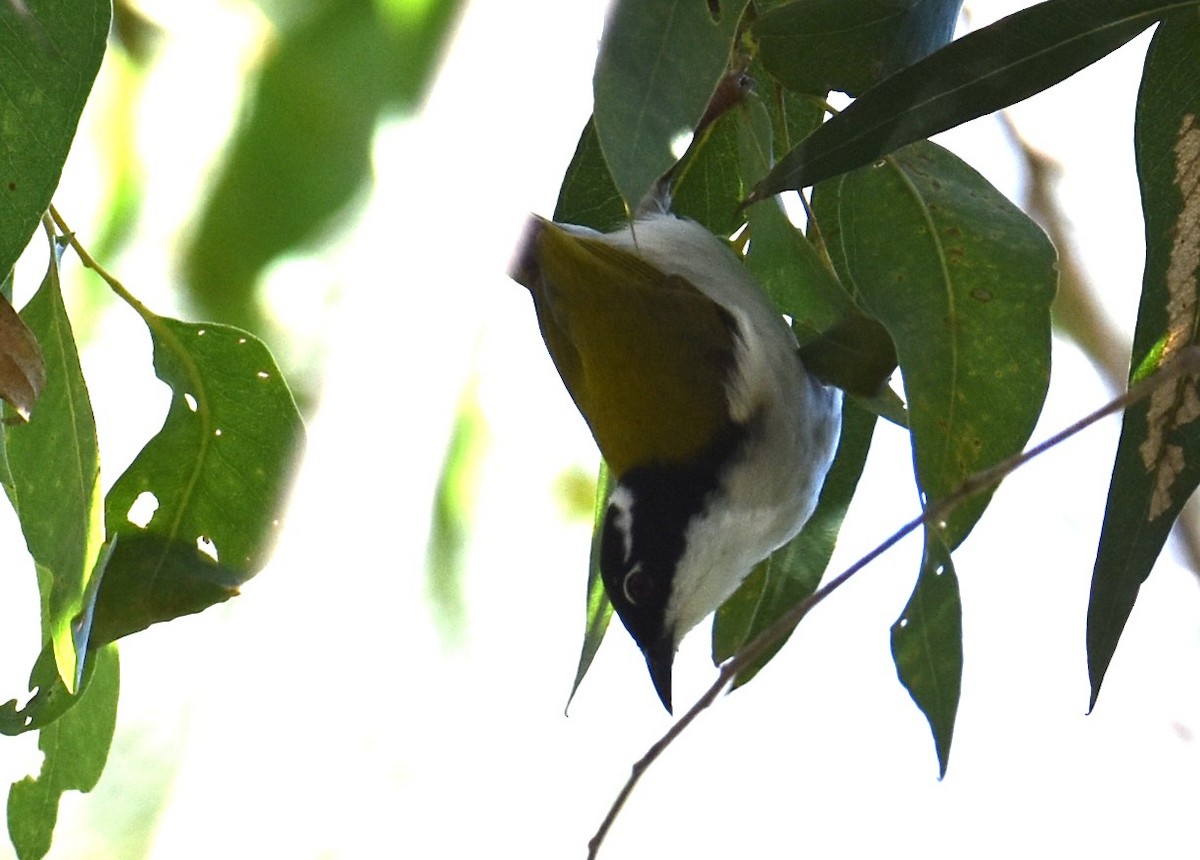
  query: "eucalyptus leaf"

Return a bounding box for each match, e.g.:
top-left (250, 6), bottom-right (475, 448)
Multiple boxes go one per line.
top-left (813, 141), bottom-right (1055, 548)
top-left (1087, 11), bottom-right (1200, 709)
top-left (5, 237), bottom-right (103, 694)
top-left (750, 0), bottom-right (1196, 200)
top-left (754, 0), bottom-right (963, 97)
top-left (554, 119), bottom-right (628, 233)
top-left (593, 0), bottom-right (749, 210)
top-left (0, 0), bottom-right (111, 278)
top-left (891, 533), bottom-right (961, 777)
top-left (100, 317), bottom-right (304, 643)
top-left (6, 646), bottom-right (118, 860)
top-left (567, 463), bottom-right (615, 710)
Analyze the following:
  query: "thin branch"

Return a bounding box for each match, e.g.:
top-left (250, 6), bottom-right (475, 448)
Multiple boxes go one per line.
top-left (586, 345), bottom-right (1200, 859)
top-left (46, 204), bottom-right (154, 322)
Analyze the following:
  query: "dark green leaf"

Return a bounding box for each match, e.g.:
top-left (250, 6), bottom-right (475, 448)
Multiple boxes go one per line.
top-left (798, 312), bottom-right (898, 398)
top-left (7, 645), bottom-right (118, 860)
top-left (713, 400), bottom-right (875, 683)
top-left (0, 0), bottom-right (110, 277)
top-left (566, 463), bottom-right (614, 709)
top-left (736, 94), bottom-right (856, 335)
top-left (593, 0), bottom-right (749, 210)
top-left (750, 0), bottom-right (1196, 200)
top-left (813, 142), bottom-right (1055, 547)
top-left (553, 119), bottom-right (628, 232)
top-left (891, 533), bottom-right (961, 777)
top-left (5, 238), bottom-right (103, 693)
top-left (754, 0), bottom-right (963, 97)
top-left (98, 317), bottom-right (304, 645)
top-left (1088, 10), bottom-right (1200, 708)
top-left (671, 103), bottom-right (748, 236)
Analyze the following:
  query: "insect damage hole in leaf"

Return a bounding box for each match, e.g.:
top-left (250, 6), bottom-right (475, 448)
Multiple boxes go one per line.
top-left (126, 491), bottom-right (159, 528)
top-left (1139, 113), bottom-right (1200, 519)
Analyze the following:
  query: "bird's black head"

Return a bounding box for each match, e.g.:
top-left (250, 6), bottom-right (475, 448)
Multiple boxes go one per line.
top-left (598, 430), bottom-right (745, 714)
top-left (599, 483), bottom-right (680, 713)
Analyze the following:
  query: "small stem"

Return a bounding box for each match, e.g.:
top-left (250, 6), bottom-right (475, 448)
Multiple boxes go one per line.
top-left (586, 345), bottom-right (1200, 858)
top-left (47, 204), bottom-right (153, 321)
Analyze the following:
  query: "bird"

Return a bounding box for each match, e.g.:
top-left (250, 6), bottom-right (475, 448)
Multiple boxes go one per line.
top-left (509, 210), bottom-right (842, 713)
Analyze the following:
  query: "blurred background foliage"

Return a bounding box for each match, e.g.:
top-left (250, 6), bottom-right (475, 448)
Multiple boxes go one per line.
top-left (104, 0), bottom-right (464, 407)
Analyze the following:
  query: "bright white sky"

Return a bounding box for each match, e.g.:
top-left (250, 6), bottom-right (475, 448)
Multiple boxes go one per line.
top-left (1, 2), bottom-right (1198, 858)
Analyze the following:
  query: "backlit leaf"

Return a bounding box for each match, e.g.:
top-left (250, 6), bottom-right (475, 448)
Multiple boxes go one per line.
top-left (4, 237), bottom-right (103, 693)
top-left (6, 646), bottom-right (118, 860)
top-left (97, 317), bottom-right (304, 645)
top-left (566, 463), bottom-right (614, 710)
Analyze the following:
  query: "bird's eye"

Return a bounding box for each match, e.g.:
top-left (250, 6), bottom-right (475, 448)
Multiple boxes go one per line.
top-left (622, 564), bottom-right (653, 606)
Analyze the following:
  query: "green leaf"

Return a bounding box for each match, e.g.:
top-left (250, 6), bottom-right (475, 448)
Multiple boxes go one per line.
top-left (891, 533), bottom-right (961, 778)
top-left (0, 0), bottom-right (111, 277)
top-left (566, 463), bottom-right (614, 709)
top-left (813, 142), bottom-right (1056, 547)
top-left (671, 101), bottom-right (748, 237)
top-left (7, 645), bottom-right (118, 860)
top-left (733, 91), bottom-right (855, 332)
top-left (426, 382), bottom-right (487, 642)
top-left (4, 237), bottom-right (104, 693)
top-left (182, 0), bottom-right (389, 334)
top-left (0, 631), bottom-right (103, 736)
top-left (1088, 10), bottom-right (1200, 708)
top-left (736, 85), bottom-right (899, 396)
top-left (750, 0), bottom-right (1197, 199)
top-left (96, 316), bottom-right (305, 645)
top-left (553, 119), bottom-right (628, 232)
top-left (713, 400), bottom-right (876, 683)
top-left (754, 0), bottom-right (963, 97)
top-left (593, 0), bottom-right (749, 210)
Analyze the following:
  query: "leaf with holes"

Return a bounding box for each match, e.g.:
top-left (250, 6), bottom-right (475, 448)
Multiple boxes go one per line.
top-left (1088, 12), bottom-right (1200, 709)
top-left (97, 318), bottom-right (304, 644)
top-left (7, 645), bottom-right (118, 860)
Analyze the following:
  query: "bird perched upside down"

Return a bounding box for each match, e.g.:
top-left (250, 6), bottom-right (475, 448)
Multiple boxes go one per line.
top-left (509, 212), bottom-right (842, 712)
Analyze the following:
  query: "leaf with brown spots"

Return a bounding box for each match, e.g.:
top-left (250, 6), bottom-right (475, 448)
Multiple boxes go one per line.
top-left (813, 140), bottom-right (1056, 774)
top-left (1089, 12), bottom-right (1200, 709)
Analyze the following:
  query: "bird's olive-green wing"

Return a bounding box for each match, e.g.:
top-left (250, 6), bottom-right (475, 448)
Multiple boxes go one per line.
top-left (512, 218), bottom-right (740, 477)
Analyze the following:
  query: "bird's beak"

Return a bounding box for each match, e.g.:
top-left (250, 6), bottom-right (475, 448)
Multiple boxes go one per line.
top-left (644, 634), bottom-right (676, 715)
